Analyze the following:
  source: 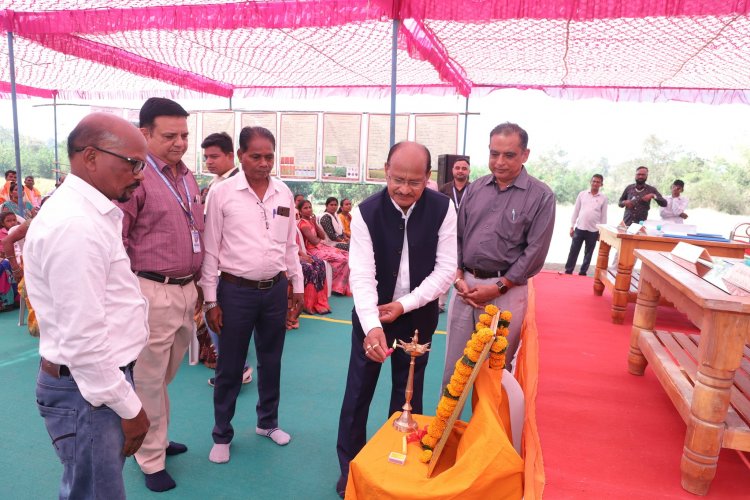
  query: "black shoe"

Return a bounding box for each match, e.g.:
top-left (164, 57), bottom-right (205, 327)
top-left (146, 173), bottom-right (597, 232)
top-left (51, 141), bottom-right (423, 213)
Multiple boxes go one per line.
top-left (335, 475), bottom-right (347, 498)
top-left (166, 441), bottom-right (187, 456)
top-left (144, 469), bottom-right (176, 492)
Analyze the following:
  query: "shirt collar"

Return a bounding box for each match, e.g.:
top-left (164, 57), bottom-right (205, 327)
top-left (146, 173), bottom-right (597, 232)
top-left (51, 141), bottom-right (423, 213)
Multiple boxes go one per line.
top-left (148, 153), bottom-right (188, 177)
top-left (235, 172), bottom-right (279, 200)
top-left (389, 195), bottom-right (415, 219)
top-left (64, 174), bottom-right (120, 217)
top-left (485, 166), bottom-right (530, 190)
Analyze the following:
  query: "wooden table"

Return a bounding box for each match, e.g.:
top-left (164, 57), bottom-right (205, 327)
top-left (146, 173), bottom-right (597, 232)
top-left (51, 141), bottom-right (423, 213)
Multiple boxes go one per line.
top-left (593, 224), bottom-right (749, 324)
top-left (628, 249), bottom-right (750, 495)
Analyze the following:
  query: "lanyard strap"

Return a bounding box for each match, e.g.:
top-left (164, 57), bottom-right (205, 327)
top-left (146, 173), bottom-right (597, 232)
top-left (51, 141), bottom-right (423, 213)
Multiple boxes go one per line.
top-left (148, 158), bottom-right (195, 227)
top-left (452, 185), bottom-right (461, 209)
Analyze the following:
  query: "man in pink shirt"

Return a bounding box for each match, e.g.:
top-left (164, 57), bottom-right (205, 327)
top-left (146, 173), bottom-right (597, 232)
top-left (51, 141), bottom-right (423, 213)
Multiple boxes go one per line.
top-left (200, 126), bottom-right (303, 464)
top-left (117, 98), bottom-right (205, 492)
top-left (564, 174), bottom-right (608, 276)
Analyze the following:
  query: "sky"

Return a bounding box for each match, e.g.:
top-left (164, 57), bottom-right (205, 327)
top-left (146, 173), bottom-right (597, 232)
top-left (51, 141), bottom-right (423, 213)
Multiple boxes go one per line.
top-left (2, 88), bottom-right (750, 170)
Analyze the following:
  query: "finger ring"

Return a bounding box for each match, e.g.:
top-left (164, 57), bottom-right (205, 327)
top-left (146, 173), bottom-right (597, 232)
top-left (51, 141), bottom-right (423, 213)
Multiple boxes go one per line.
top-left (365, 345), bottom-right (372, 351)
top-left (372, 344), bottom-right (381, 350)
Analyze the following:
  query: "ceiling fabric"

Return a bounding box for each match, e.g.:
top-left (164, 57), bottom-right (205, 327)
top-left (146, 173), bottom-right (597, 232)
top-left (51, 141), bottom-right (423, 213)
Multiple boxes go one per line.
top-left (0, 0), bottom-right (748, 103)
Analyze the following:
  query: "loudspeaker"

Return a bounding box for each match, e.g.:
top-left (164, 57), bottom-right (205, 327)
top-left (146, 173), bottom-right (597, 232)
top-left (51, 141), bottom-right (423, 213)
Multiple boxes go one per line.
top-left (438, 154), bottom-right (470, 188)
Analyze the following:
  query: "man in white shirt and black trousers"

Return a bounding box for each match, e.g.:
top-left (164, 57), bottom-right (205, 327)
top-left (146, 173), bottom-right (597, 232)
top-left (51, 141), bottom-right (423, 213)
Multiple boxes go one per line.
top-left (335, 141), bottom-right (457, 497)
top-left (25, 113), bottom-right (151, 499)
top-left (200, 126), bottom-right (304, 464)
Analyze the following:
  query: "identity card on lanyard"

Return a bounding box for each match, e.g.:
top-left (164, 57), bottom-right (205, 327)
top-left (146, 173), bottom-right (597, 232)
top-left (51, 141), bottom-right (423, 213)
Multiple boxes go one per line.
top-left (149, 158), bottom-right (202, 253)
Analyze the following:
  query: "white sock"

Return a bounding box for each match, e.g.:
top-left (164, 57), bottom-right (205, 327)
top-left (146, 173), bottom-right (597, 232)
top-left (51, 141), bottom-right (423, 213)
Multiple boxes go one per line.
top-left (209, 443), bottom-right (230, 463)
top-left (256, 427), bottom-right (291, 446)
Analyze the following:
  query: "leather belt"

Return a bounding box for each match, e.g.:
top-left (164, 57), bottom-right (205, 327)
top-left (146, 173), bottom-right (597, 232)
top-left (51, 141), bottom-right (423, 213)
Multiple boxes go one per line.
top-left (40, 357), bottom-right (136, 378)
top-left (220, 271), bottom-right (282, 290)
top-left (137, 271), bottom-right (194, 286)
top-left (463, 266), bottom-right (505, 280)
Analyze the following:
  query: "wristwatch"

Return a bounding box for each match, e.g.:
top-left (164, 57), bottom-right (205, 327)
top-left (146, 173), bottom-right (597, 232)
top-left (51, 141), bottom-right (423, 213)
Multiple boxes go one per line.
top-left (496, 280), bottom-right (508, 296)
top-left (202, 301), bottom-right (219, 312)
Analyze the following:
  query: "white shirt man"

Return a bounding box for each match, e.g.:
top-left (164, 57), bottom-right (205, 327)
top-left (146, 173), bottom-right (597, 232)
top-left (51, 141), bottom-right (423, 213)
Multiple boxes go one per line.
top-left (660, 180), bottom-right (689, 225)
top-left (24, 113), bottom-right (150, 499)
top-left (565, 174), bottom-right (607, 275)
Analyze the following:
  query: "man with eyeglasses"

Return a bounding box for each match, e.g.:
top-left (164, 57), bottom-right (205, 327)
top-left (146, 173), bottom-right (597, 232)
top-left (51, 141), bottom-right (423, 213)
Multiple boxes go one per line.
top-left (200, 126), bottom-right (303, 464)
top-left (335, 141), bottom-right (457, 498)
top-left (116, 97), bottom-right (205, 492)
top-left (24, 113), bottom-right (150, 499)
top-left (443, 122), bottom-right (555, 387)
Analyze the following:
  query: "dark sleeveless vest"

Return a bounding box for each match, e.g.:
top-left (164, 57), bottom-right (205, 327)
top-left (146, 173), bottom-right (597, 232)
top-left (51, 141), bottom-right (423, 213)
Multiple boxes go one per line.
top-left (353, 188), bottom-right (450, 335)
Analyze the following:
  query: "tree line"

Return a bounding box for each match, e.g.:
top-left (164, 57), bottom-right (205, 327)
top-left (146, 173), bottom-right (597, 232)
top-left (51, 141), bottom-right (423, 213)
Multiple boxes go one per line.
top-left (2, 128), bottom-right (747, 215)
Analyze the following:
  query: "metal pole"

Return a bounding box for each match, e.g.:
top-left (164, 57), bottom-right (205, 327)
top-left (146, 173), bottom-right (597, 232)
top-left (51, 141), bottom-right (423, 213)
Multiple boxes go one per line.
top-left (7, 31), bottom-right (24, 218)
top-left (53, 94), bottom-right (60, 183)
top-left (462, 96), bottom-right (469, 155)
top-left (389, 19), bottom-right (399, 147)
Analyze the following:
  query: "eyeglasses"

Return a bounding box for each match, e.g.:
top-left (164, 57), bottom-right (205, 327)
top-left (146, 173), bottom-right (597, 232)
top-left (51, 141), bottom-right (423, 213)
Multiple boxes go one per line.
top-left (387, 175), bottom-right (425, 189)
top-left (75, 146), bottom-right (146, 174)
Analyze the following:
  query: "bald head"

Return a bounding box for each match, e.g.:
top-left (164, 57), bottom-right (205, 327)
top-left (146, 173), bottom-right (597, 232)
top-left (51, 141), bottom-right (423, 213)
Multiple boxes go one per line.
top-left (385, 141), bottom-right (432, 212)
top-left (67, 113), bottom-right (148, 201)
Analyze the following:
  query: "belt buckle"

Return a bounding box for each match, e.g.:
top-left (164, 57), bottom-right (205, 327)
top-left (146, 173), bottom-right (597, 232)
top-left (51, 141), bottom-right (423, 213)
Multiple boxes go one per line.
top-left (257, 278), bottom-right (274, 290)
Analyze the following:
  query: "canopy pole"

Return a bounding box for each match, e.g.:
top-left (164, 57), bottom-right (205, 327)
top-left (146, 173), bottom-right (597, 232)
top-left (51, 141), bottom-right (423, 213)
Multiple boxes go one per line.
top-left (7, 31), bottom-right (24, 218)
top-left (389, 19), bottom-right (399, 147)
top-left (53, 94), bottom-right (60, 183)
top-left (462, 96), bottom-right (469, 155)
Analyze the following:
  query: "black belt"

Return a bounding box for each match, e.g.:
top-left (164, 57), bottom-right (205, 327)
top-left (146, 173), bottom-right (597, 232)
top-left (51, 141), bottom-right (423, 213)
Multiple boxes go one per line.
top-left (463, 266), bottom-right (505, 280)
top-left (137, 271), bottom-right (194, 286)
top-left (40, 357), bottom-right (135, 378)
top-left (220, 271), bottom-right (283, 290)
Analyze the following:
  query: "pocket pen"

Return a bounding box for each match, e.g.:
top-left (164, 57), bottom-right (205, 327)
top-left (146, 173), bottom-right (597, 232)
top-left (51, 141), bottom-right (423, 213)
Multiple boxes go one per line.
top-left (512, 209), bottom-right (516, 221)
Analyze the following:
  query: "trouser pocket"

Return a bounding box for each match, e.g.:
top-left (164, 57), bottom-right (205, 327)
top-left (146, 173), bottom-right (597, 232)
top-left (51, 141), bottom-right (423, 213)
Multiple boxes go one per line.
top-left (37, 403), bottom-right (77, 464)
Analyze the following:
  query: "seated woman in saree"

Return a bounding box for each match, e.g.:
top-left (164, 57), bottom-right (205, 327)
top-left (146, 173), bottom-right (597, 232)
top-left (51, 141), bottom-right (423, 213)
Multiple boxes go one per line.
top-left (297, 199), bottom-right (351, 296)
top-left (337, 198), bottom-right (352, 240)
top-left (319, 197), bottom-right (349, 251)
top-left (294, 225), bottom-right (331, 317)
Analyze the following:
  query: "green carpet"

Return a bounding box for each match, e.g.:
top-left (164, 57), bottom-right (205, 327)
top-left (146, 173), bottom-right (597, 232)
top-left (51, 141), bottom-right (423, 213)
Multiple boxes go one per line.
top-left (0, 295), bottom-right (450, 499)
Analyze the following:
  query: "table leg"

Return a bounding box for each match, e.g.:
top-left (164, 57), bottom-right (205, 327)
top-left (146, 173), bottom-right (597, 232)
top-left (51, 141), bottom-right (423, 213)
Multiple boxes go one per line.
top-left (628, 275), bottom-right (659, 376)
top-left (680, 316), bottom-right (744, 495)
top-left (611, 247), bottom-right (635, 324)
top-left (593, 239), bottom-right (609, 296)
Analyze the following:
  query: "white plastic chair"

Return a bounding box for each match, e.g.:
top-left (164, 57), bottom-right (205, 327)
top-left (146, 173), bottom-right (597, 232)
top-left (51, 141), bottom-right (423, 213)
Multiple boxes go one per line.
top-left (501, 369), bottom-right (525, 455)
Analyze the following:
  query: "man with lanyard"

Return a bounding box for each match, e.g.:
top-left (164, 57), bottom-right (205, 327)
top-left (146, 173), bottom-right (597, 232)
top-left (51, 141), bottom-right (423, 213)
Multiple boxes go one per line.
top-left (118, 97), bottom-right (204, 493)
top-left (438, 157), bottom-right (470, 312)
top-left (439, 156), bottom-right (471, 211)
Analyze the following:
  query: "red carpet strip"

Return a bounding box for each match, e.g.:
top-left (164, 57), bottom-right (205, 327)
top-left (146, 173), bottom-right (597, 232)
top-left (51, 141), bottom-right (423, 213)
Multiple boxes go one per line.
top-left (533, 271), bottom-right (750, 499)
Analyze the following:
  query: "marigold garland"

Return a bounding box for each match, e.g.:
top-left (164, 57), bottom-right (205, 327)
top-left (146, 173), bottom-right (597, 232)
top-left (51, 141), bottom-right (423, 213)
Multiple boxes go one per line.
top-left (419, 304), bottom-right (513, 463)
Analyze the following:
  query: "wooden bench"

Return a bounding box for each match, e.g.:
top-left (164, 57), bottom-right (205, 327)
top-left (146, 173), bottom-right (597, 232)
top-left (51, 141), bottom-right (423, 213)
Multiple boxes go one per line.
top-left (639, 331), bottom-right (750, 450)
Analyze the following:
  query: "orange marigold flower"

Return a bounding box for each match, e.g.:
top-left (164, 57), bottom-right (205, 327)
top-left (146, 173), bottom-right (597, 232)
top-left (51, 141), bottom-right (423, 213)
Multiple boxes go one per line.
top-left (500, 310), bottom-right (512, 322)
top-left (475, 322), bottom-right (484, 332)
top-left (446, 383), bottom-right (461, 397)
top-left (497, 326), bottom-right (509, 337)
top-left (428, 425), bottom-right (443, 439)
top-left (437, 406), bottom-right (453, 419)
top-left (489, 358), bottom-right (504, 370)
top-left (491, 336), bottom-right (509, 353)
top-left (478, 313), bottom-right (492, 326)
top-left (423, 435), bottom-right (438, 448)
top-left (455, 363), bottom-right (472, 376)
top-left (485, 304), bottom-right (499, 316)
top-left (420, 449), bottom-right (433, 463)
top-left (476, 328), bottom-right (494, 343)
top-left (463, 348), bottom-right (480, 363)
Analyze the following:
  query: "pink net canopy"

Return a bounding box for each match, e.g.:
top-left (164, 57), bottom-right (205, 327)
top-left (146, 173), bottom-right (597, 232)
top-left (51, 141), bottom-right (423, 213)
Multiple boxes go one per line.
top-left (0, 0), bottom-right (749, 103)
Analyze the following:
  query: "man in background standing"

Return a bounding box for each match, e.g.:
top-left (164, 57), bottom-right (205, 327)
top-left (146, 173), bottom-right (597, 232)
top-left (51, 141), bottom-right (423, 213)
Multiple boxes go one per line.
top-left (618, 166), bottom-right (666, 226)
top-left (564, 174), bottom-right (607, 276)
top-left (25, 113), bottom-right (150, 499)
top-left (118, 97), bottom-right (205, 492)
top-left (23, 175), bottom-right (42, 208)
top-left (438, 156), bottom-right (470, 311)
top-left (200, 131), bottom-right (252, 387)
top-left (660, 179), bottom-right (689, 224)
